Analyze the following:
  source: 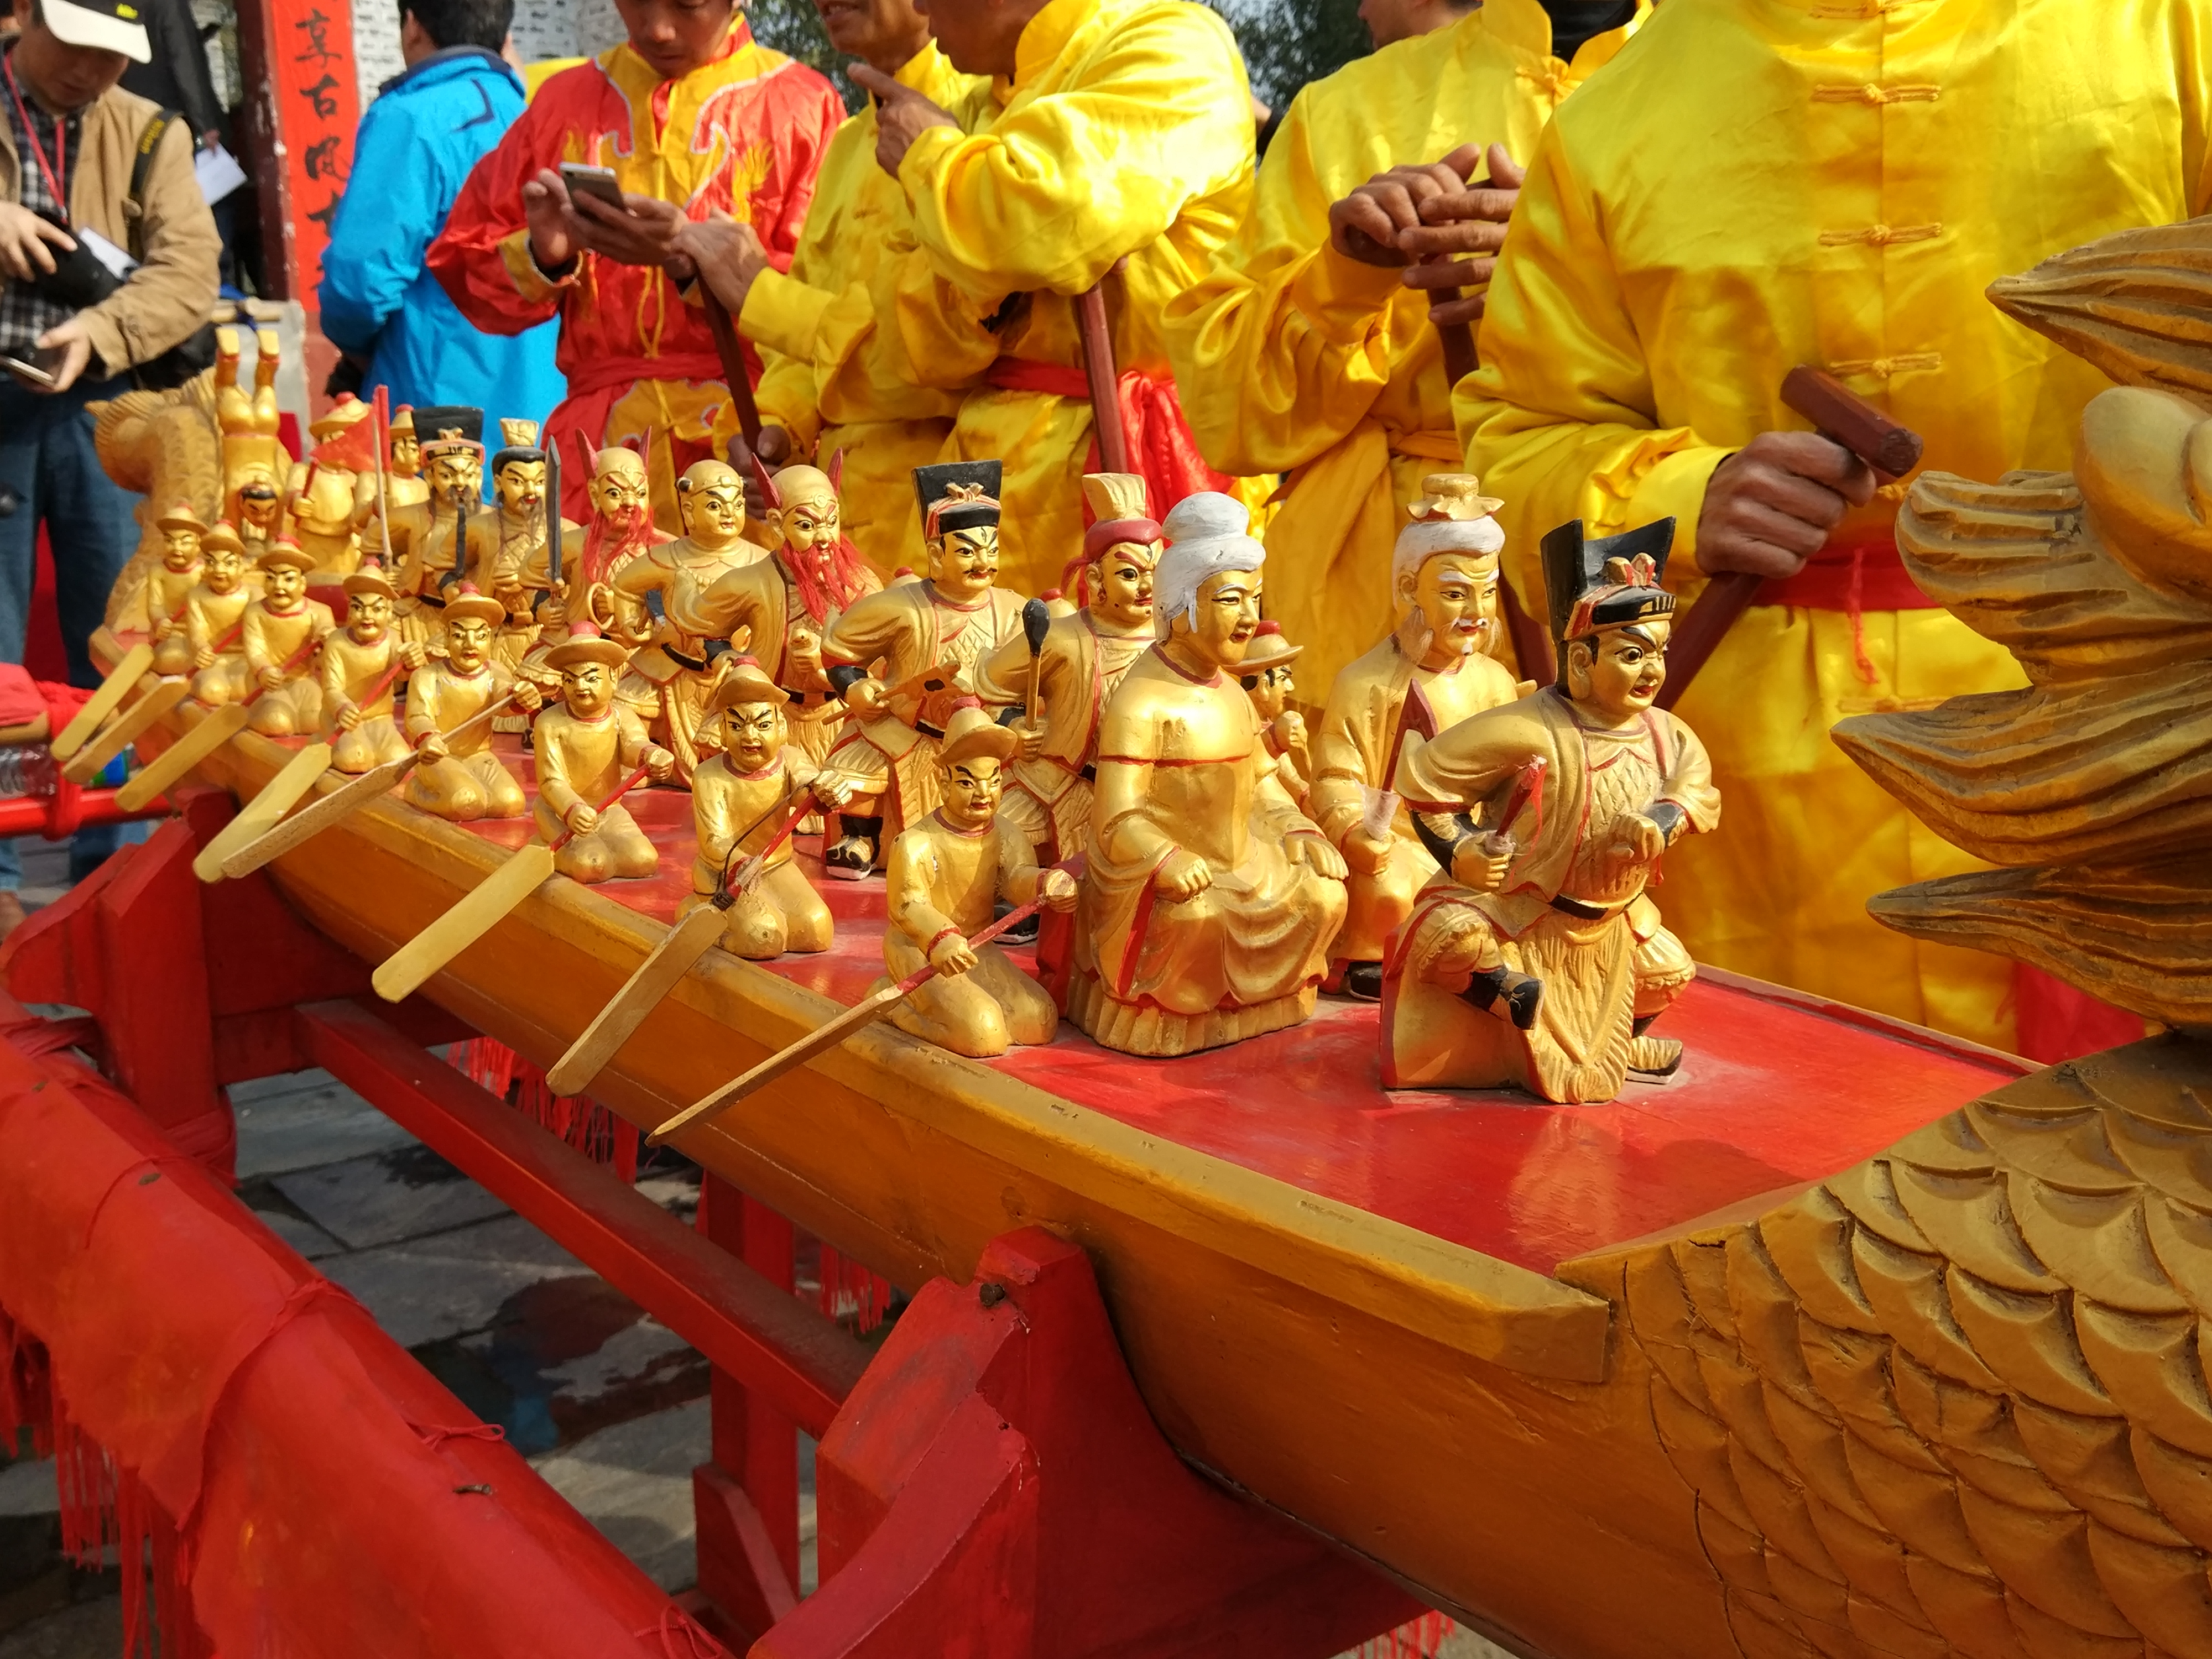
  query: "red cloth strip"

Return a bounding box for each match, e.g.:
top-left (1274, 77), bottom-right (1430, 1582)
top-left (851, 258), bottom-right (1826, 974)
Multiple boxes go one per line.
top-left (1754, 528), bottom-right (1933, 612)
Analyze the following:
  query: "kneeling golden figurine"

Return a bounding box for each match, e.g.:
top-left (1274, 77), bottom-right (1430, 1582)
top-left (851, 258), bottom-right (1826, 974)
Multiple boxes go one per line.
top-left (321, 561), bottom-right (427, 773)
top-left (875, 700), bottom-right (1077, 1058)
top-left (404, 585), bottom-right (542, 820)
top-left (1383, 520), bottom-right (1719, 1103)
top-left (532, 622), bottom-right (674, 881)
top-left (685, 656), bottom-right (849, 959)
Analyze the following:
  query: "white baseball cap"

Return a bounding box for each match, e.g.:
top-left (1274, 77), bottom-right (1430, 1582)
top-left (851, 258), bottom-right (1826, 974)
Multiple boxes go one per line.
top-left (39, 0), bottom-right (154, 62)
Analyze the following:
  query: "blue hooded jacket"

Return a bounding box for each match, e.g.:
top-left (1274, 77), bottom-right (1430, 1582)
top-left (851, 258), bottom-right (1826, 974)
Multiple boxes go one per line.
top-left (317, 48), bottom-right (563, 427)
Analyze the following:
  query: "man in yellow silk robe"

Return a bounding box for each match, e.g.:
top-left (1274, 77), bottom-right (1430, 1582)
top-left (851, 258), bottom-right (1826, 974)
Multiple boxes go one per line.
top-left (1164, 0), bottom-right (1642, 704)
top-left (1457, 0), bottom-right (2212, 1050)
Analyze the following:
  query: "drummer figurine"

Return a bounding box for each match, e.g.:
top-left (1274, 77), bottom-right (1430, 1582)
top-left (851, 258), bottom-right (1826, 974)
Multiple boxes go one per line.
top-left (532, 621), bottom-right (674, 883)
top-left (184, 521), bottom-right (259, 706)
top-left (403, 583), bottom-right (542, 821)
top-left (240, 539), bottom-right (336, 734)
top-left (878, 700), bottom-right (1076, 1059)
top-left (1383, 519), bottom-right (1720, 1102)
top-left (685, 655), bottom-right (849, 959)
top-left (141, 504), bottom-right (208, 675)
top-left (1238, 620), bottom-right (1311, 809)
top-left (320, 560), bottom-right (427, 773)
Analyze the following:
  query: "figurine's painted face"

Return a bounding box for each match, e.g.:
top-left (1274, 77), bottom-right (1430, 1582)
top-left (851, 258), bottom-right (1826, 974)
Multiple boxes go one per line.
top-left (1405, 552), bottom-right (1499, 660)
top-left (204, 546), bottom-right (244, 593)
top-left (1091, 544), bottom-right (1156, 629)
top-left (684, 482), bottom-right (745, 547)
top-left (1184, 569), bottom-right (1262, 669)
top-left (1241, 662), bottom-right (1294, 721)
top-left (563, 660), bottom-right (615, 716)
top-left (161, 528), bottom-right (201, 570)
top-left (495, 460), bottom-right (546, 517)
top-left (391, 433), bottom-right (421, 477)
top-left (940, 754), bottom-right (1003, 829)
top-left (430, 452), bottom-right (482, 507)
top-left (240, 487), bottom-right (280, 529)
top-left (592, 467), bottom-right (651, 526)
top-left (446, 616), bottom-right (493, 671)
top-left (776, 494), bottom-right (839, 558)
top-left (1570, 619), bottom-right (1671, 721)
top-left (720, 701), bottom-right (785, 771)
top-left (347, 591), bottom-right (392, 642)
top-left (264, 564), bottom-right (307, 608)
top-left (930, 527), bottom-right (999, 601)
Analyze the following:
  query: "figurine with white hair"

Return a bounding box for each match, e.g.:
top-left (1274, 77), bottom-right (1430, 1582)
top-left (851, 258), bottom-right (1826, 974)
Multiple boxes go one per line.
top-left (1068, 493), bottom-right (1348, 1057)
top-left (1308, 475), bottom-right (1529, 1000)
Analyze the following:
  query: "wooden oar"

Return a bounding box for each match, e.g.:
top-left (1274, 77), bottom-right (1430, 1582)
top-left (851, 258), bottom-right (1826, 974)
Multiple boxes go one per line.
top-left (61, 676), bottom-right (191, 783)
top-left (649, 893), bottom-right (1052, 1146)
top-left (52, 640), bottom-right (153, 761)
top-left (217, 687), bottom-right (529, 879)
top-left (545, 786), bottom-right (822, 1098)
top-left (372, 763), bottom-right (653, 1005)
top-left (113, 629), bottom-right (325, 813)
top-left (191, 658), bottom-right (410, 881)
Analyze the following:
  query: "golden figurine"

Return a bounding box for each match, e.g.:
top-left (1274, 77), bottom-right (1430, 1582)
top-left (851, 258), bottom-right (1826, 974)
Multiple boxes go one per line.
top-left (282, 394), bottom-right (374, 572)
top-left (1237, 621), bottom-right (1310, 808)
top-left (606, 459), bottom-right (763, 782)
top-left (139, 504), bottom-right (208, 676)
top-left (511, 442), bottom-right (664, 712)
top-left (531, 621), bottom-right (674, 882)
top-left (1384, 520), bottom-right (1720, 1103)
top-left (973, 472), bottom-right (1160, 864)
top-left (403, 584), bottom-right (542, 821)
top-left (1068, 492), bottom-right (1348, 1058)
top-left (385, 405), bottom-right (430, 512)
top-left (1311, 476), bottom-right (1525, 1001)
top-left (816, 461), bottom-right (1029, 878)
top-left (684, 656), bottom-right (850, 959)
top-left (237, 540), bottom-right (337, 735)
top-left (319, 561), bottom-right (428, 774)
top-left (371, 405), bottom-right (484, 651)
top-left (877, 700), bottom-right (1078, 1058)
top-left (183, 522), bottom-right (263, 708)
top-left (213, 324), bottom-right (286, 534)
top-left (468, 421), bottom-right (573, 707)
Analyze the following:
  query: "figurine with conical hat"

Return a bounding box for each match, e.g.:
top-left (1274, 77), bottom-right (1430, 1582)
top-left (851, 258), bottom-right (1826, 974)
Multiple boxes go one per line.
top-left (282, 393), bottom-right (375, 572)
top-left (669, 455), bottom-right (881, 792)
top-left (1311, 474), bottom-right (1526, 1002)
top-left (876, 700), bottom-right (1077, 1059)
top-left (403, 585), bottom-right (542, 821)
top-left (531, 621), bottom-right (672, 883)
top-left (385, 406), bottom-right (430, 510)
top-left (320, 561), bottom-right (429, 773)
top-left (1069, 493), bottom-right (1348, 1058)
top-left (239, 540), bottom-right (337, 735)
top-left (184, 522), bottom-right (262, 706)
top-left (815, 461), bottom-right (1029, 879)
top-left (139, 504), bottom-right (208, 672)
top-left (513, 442), bottom-right (669, 709)
top-left (1238, 621), bottom-right (1311, 810)
top-left (684, 656), bottom-right (852, 960)
top-left (1382, 518), bottom-right (1721, 1103)
top-left (973, 472), bottom-right (1160, 864)
top-left (367, 405), bottom-right (484, 650)
top-left (604, 458), bottom-right (764, 783)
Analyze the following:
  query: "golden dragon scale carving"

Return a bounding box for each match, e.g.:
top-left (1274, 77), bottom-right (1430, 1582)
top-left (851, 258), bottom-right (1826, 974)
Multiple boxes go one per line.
top-left (1594, 220), bottom-right (2212, 1657)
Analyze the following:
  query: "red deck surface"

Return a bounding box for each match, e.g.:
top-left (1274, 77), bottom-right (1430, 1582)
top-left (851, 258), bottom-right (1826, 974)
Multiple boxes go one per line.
top-left (431, 740), bottom-right (2023, 1275)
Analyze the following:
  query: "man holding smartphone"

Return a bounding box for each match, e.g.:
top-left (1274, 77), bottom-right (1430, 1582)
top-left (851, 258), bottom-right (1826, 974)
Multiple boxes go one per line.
top-left (0, 0), bottom-right (220, 930)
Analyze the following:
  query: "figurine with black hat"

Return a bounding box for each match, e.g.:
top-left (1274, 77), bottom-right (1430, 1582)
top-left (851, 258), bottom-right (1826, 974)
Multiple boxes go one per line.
top-left (1381, 518), bottom-right (1723, 1104)
top-left (812, 460), bottom-right (1030, 879)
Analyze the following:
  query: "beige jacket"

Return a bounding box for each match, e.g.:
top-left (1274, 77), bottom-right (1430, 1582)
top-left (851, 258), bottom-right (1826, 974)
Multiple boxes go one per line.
top-left (0, 79), bottom-right (220, 375)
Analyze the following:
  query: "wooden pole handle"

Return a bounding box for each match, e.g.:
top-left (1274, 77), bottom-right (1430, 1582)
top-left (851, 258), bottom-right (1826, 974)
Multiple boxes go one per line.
top-left (701, 292), bottom-right (763, 450)
top-left (1076, 283), bottom-right (1129, 476)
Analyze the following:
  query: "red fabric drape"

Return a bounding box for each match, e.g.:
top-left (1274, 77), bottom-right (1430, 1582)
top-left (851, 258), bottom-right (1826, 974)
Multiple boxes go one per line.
top-left (983, 360), bottom-right (1233, 523)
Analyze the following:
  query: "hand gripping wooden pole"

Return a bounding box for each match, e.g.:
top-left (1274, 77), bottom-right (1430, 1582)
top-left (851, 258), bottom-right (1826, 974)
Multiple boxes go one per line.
top-left (1655, 367), bottom-right (1924, 712)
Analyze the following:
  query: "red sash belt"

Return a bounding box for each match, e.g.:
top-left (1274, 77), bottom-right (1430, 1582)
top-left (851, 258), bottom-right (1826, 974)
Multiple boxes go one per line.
top-left (1754, 528), bottom-right (1934, 612)
top-left (564, 351), bottom-right (728, 400)
top-left (983, 357), bottom-right (1233, 521)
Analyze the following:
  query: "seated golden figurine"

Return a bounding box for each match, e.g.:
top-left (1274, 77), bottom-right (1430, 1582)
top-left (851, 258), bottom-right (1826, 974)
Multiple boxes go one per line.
top-left (877, 701), bottom-right (1078, 1059)
top-left (531, 622), bottom-right (674, 881)
top-left (403, 585), bottom-right (541, 820)
top-left (283, 394), bottom-right (373, 573)
top-left (373, 405), bottom-right (486, 652)
top-left (184, 522), bottom-right (260, 706)
top-left (237, 540), bottom-right (335, 734)
top-left (513, 443), bottom-right (665, 709)
top-left (684, 656), bottom-right (849, 959)
top-left (1384, 520), bottom-right (1720, 1103)
top-left (1068, 493), bottom-right (1348, 1058)
top-left (1311, 476), bottom-right (1525, 1001)
top-left (141, 504), bottom-right (207, 676)
top-left (320, 561), bottom-right (427, 774)
top-left (973, 472), bottom-right (1160, 864)
top-left (1237, 621), bottom-right (1310, 808)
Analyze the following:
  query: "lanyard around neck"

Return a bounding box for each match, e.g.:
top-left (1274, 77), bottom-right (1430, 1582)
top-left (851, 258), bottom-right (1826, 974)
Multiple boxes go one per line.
top-left (3, 54), bottom-right (66, 210)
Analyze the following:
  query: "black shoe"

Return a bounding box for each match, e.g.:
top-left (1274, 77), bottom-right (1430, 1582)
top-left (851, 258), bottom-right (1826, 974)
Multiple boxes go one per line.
top-left (1462, 967), bottom-right (1543, 1031)
top-left (997, 905), bottom-right (1041, 943)
top-left (823, 836), bottom-right (875, 880)
top-left (1342, 961), bottom-right (1384, 1001)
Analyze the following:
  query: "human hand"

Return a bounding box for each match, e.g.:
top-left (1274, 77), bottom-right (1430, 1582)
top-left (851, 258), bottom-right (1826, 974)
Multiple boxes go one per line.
top-left (565, 800), bottom-right (601, 837)
top-left (0, 202), bottom-right (73, 282)
top-left (727, 425), bottom-right (792, 518)
top-left (32, 316), bottom-right (95, 393)
top-left (676, 212), bottom-right (770, 315)
top-left (850, 65), bottom-right (960, 177)
top-left (521, 168), bottom-right (576, 272)
top-left (645, 745), bottom-right (676, 783)
top-left (1697, 431), bottom-right (1877, 580)
top-left (1287, 831), bottom-right (1347, 880)
top-left (335, 700), bottom-right (362, 731)
top-left (1451, 834), bottom-right (1512, 893)
top-left (1328, 142), bottom-right (1484, 269)
top-left (929, 931), bottom-right (978, 975)
top-left (1344, 830), bottom-right (1394, 877)
top-left (1040, 867), bottom-right (1078, 912)
top-left (1155, 848), bottom-right (1212, 902)
top-left (1396, 143), bottom-right (1525, 328)
top-left (554, 176), bottom-right (690, 269)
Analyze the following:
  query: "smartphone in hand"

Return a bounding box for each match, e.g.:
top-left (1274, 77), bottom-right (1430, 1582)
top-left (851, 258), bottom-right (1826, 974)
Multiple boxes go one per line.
top-left (1, 343), bottom-right (67, 388)
top-left (559, 163), bottom-right (628, 215)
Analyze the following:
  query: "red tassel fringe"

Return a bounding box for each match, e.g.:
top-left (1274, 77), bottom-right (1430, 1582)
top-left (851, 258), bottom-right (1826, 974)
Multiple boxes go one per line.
top-left (0, 1306), bottom-right (53, 1456)
top-left (1358, 1611), bottom-right (1455, 1659)
top-left (813, 1244), bottom-right (890, 1335)
top-left (448, 1038), bottom-right (640, 1182)
top-left (53, 1397), bottom-right (117, 1568)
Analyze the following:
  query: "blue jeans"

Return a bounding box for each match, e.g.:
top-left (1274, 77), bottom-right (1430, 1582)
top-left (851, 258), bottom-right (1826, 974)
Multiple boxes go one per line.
top-left (0, 373), bottom-right (146, 891)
